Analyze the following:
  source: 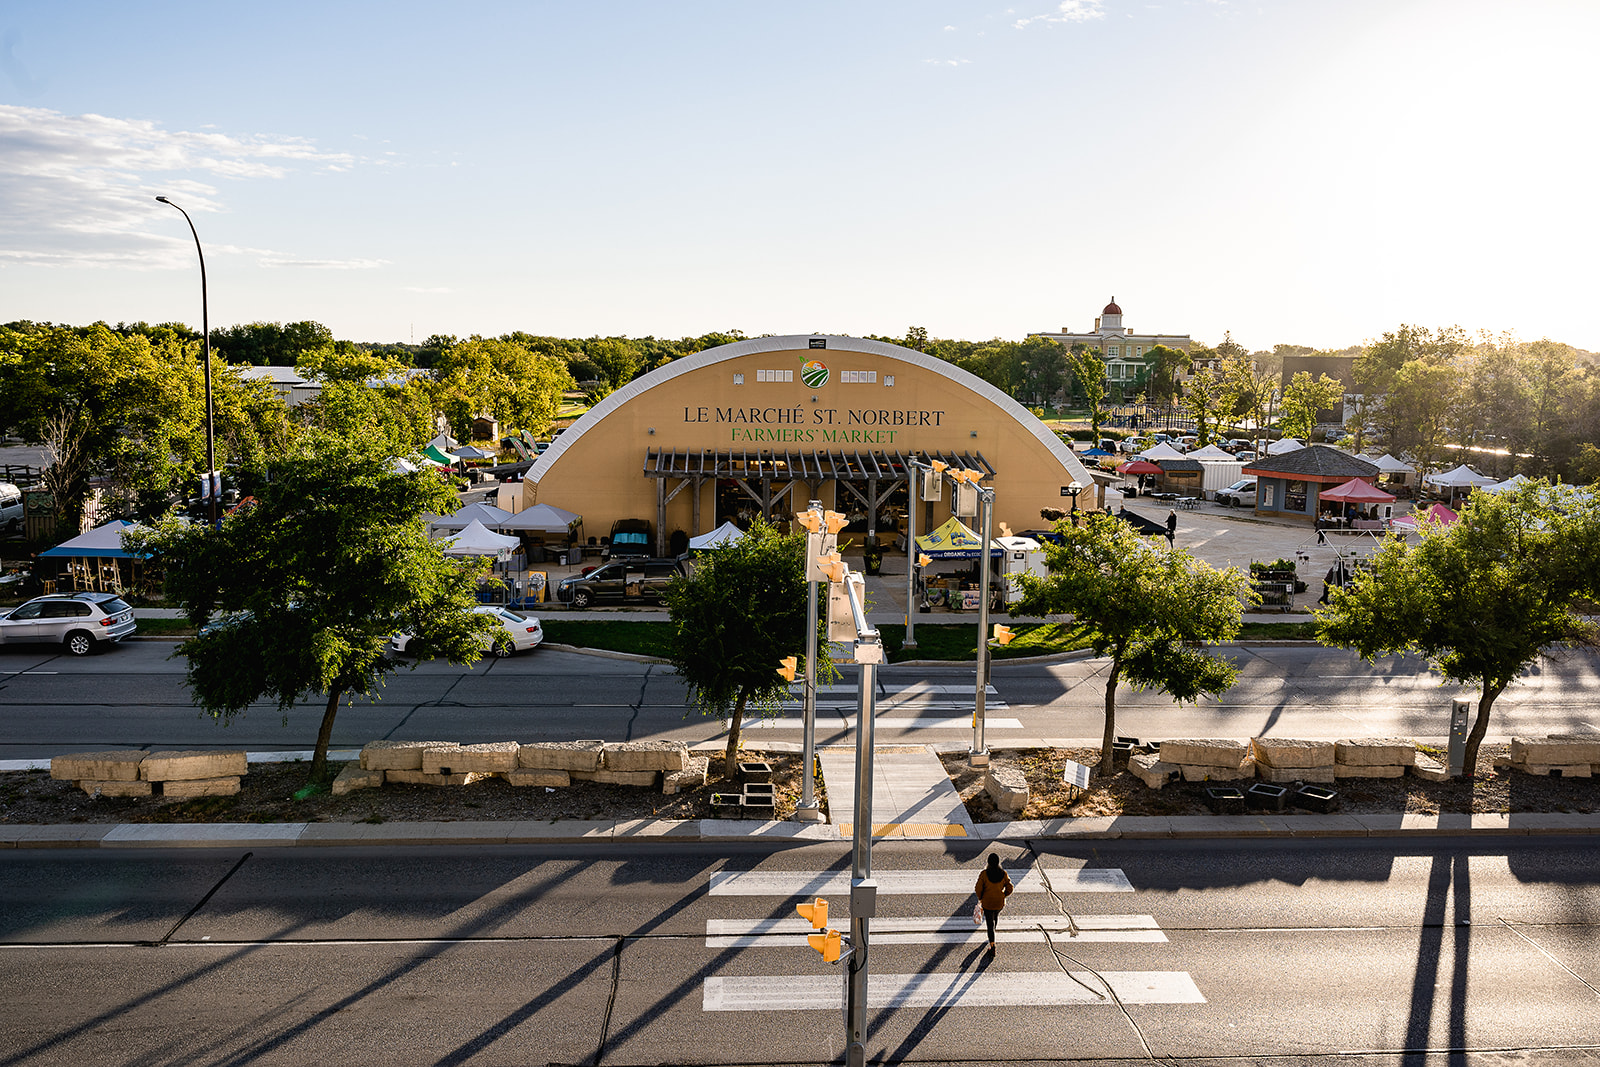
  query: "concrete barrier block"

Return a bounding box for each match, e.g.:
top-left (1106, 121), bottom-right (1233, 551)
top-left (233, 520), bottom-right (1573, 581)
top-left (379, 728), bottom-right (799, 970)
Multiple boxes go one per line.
top-left (332, 765), bottom-right (384, 795)
top-left (1410, 753), bottom-right (1450, 782)
top-left (663, 756), bottom-right (709, 795)
top-left (385, 769), bottom-right (490, 786)
top-left (422, 741), bottom-right (520, 775)
top-left (1159, 739), bottom-right (1250, 770)
top-left (506, 769), bottom-right (571, 788)
top-left (1178, 759), bottom-right (1255, 782)
top-left (1334, 764), bottom-right (1407, 778)
top-left (604, 740), bottom-right (690, 772)
top-left (1523, 763), bottom-right (1593, 778)
top-left (1334, 738), bottom-right (1416, 766)
top-left (361, 740), bottom-right (454, 772)
top-left (78, 779), bottom-right (154, 797)
top-left (1513, 736), bottom-right (1600, 766)
top-left (140, 750), bottom-right (248, 782)
top-left (571, 769), bottom-right (660, 787)
top-left (517, 741), bottom-right (604, 772)
top-left (1256, 764), bottom-right (1336, 784)
top-left (1129, 753), bottom-right (1177, 789)
top-left (1250, 738), bottom-right (1336, 769)
top-left (984, 765), bottom-right (1030, 813)
top-left (159, 776), bottom-right (241, 799)
top-left (50, 750), bottom-right (147, 782)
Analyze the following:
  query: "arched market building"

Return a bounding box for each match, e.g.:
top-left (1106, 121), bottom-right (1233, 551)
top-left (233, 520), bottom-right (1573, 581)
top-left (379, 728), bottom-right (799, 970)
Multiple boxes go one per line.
top-left (527, 335), bottom-right (1097, 556)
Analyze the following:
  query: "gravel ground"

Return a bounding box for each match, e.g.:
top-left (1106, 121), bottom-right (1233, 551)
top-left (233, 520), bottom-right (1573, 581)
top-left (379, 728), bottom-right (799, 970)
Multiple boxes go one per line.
top-left (946, 744), bottom-right (1600, 821)
top-left (0, 752), bottom-right (823, 825)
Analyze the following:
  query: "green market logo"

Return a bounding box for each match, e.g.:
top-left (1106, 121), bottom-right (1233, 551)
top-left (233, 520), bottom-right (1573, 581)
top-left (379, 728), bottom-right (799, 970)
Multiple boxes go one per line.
top-left (800, 357), bottom-right (828, 388)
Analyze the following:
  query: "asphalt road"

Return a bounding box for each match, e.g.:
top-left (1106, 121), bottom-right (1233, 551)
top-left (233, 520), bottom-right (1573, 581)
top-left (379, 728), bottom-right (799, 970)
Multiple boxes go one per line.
top-left (4, 642), bottom-right (1600, 759)
top-left (3, 838), bottom-right (1599, 1065)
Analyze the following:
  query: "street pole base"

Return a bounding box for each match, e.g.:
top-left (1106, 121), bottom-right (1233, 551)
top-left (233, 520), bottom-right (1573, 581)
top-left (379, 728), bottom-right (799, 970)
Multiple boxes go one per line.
top-left (968, 748), bottom-right (990, 769)
top-left (847, 1042), bottom-right (866, 1067)
top-left (901, 639), bottom-right (917, 650)
top-left (791, 802), bottom-right (825, 823)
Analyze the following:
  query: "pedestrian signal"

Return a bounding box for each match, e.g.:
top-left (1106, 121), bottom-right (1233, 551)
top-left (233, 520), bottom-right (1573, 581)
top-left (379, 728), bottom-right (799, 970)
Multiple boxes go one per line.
top-left (993, 624), bottom-right (1015, 645)
top-left (916, 553), bottom-right (932, 568)
top-left (807, 927), bottom-right (843, 962)
top-left (795, 510), bottom-right (821, 533)
top-left (823, 510), bottom-right (848, 535)
top-left (777, 656), bottom-right (799, 683)
top-left (795, 897), bottom-right (828, 929)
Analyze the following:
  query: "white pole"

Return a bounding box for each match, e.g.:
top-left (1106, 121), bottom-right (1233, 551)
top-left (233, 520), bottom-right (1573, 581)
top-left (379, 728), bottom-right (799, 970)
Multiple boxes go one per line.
top-left (970, 486), bottom-right (993, 768)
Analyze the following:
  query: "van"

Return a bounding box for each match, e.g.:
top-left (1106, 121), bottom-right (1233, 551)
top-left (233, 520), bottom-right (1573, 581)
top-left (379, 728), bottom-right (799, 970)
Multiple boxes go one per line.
top-left (605, 518), bottom-right (653, 559)
top-left (0, 483), bottom-right (21, 535)
top-left (1216, 478), bottom-right (1258, 507)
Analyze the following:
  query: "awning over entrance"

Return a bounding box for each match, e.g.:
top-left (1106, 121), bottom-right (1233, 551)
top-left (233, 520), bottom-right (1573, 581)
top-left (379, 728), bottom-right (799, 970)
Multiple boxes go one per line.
top-left (641, 448), bottom-right (997, 551)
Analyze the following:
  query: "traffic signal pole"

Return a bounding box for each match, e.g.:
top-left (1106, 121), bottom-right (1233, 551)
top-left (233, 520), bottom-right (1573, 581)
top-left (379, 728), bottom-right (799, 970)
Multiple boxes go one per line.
top-left (795, 499), bottom-right (824, 822)
top-left (970, 486), bottom-right (995, 769)
top-left (843, 571), bottom-right (879, 1067)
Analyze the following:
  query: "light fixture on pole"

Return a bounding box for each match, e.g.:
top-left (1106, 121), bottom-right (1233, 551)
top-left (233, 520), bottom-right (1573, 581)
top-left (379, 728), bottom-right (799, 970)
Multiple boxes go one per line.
top-left (155, 196), bottom-right (218, 530)
top-left (1063, 479), bottom-right (1086, 525)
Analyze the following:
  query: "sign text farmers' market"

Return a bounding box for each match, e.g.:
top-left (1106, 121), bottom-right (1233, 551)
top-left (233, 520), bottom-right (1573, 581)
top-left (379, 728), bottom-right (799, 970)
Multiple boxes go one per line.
top-left (683, 406), bottom-right (948, 444)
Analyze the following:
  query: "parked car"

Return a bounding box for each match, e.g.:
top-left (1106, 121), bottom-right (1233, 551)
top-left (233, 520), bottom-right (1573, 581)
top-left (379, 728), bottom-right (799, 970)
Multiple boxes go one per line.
top-left (554, 558), bottom-right (686, 608)
top-left (0, 592), bottom-right (136, 655)
top-left (0, 482), bottom-right (21, 534)
top-left (1233, 450), bottom-right (1259, 463)
top-left (605, 518), bottom-right (653, 560)
top-left (1216, 478), bottom-right (1258, 508)
top-left (388, 605), bottom-right (543, 658)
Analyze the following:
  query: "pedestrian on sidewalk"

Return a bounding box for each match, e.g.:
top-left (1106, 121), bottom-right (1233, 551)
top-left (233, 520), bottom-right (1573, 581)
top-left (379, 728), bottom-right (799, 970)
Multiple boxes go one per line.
top-left (974, 853), bottom-right (1014, 954)
top-left (1165, 509), bottom-right (1177, 547)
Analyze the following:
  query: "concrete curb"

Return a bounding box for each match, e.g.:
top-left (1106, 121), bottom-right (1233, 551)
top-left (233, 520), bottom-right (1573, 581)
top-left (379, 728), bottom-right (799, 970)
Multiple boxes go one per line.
top-left (3, 812), bottom-right (1596, 849)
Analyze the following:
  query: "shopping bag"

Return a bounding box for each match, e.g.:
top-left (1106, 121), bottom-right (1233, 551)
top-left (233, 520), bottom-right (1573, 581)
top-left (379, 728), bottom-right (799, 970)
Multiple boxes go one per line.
top-left (971, 901), bottom-right (983, 926)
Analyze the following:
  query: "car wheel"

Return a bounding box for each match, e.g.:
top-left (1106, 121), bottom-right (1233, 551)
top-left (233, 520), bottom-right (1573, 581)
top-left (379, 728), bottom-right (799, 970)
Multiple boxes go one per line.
top-left (492, 639), bottom-right (513, 658)
top-left (64, 631), bottom-right (96, 656)
top-left (572, 589), bottom-right (592, 609)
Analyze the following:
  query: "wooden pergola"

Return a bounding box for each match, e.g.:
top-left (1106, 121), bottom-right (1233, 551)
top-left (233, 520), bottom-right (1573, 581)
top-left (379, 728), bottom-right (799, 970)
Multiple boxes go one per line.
top-left (642, 448), bottom-right (997, 554)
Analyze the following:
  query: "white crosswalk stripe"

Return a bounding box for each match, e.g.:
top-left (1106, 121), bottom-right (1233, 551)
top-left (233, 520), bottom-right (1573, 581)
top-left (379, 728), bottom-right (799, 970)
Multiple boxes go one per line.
top-left (744, 716), bottom-right (1024, 730)
top-left (708, 867), bottom-right (1132, 896)
top-left (707, 914), bottom-right (1166, 948)
top-left (704, 971), bottom-right (1206, 1010)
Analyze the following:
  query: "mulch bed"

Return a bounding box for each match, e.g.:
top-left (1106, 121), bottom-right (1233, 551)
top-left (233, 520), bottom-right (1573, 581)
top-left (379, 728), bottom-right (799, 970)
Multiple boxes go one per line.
top-left (944, 744), bottom-right (1600, 821)
top-left (0, 751), bottom-right (822, 825)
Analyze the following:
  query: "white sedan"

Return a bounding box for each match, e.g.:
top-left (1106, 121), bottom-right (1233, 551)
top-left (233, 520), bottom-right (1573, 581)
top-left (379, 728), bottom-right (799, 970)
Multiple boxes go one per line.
top-left (389, 605), bottom-right (543, 658)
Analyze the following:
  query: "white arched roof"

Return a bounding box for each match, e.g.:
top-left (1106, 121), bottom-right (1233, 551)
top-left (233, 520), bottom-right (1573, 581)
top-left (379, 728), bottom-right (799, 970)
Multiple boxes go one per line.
top-left (534, 334), bottom-right (1092, 483)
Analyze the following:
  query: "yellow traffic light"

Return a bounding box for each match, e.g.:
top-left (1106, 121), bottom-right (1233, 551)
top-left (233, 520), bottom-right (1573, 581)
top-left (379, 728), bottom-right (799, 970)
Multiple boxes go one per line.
top-left (930, 459), bottom-right (948, 474)
top-left (823, 510), bottom-right (848, 535)
top-left (777, 655), bottom-right (798, 683)
top-left (795, 510), bottom-right (821, 533)
top-left (808, 928), bottom-right (843, 962)
top-left (795, 897), bottom-right (828, 929)
top-left (916, 553), bottom-right (932, 568)
top-left (818, 552), bottom-right (845, 584)
top-left (993, 624), bottom-right (1016, 645)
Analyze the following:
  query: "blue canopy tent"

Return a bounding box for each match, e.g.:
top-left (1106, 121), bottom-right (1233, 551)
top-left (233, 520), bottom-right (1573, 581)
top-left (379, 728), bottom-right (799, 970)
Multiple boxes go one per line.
top-left (39, 519), bottom-right (145, 594)
top-left (40, 519), bottom-right (139, 559)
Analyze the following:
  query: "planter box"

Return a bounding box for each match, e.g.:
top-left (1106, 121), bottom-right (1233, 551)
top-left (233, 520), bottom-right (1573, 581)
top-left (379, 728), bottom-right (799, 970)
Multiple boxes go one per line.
top-left (1203, 786), bottom-right (1246, 815)
top-left (709, 793), bottom-right (743, 812)
top-left (1293, 785), bottom-right (1340, 814)
top-left (740, 794), bottom-right (777, 813)
top-left (738, 761), bottom-right (773, 784)
top-left (1245, 782), bottom-right (1289, 812)
top-left (1110, 740), bottom-right (1136, 765)
top-left (742, 782), bottom-right (776, 801)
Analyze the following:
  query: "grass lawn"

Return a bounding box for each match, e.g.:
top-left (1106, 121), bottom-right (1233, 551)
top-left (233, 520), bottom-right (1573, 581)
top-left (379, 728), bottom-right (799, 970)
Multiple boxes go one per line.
top-left (539, 620), bottom-right (674, 658)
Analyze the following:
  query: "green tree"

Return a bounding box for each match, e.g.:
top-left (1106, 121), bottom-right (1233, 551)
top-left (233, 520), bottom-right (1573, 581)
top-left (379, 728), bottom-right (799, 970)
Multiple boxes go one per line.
top-left (1065, 344), bottom-right (1108, 441)
top-left (1177, 366), bottom-right (1230, 446)
top-left (1277, 370), bottom-right (1344, 442)
top-left (1141, 344), bottom-right (1190, 407)
top-left (1316, 484), bottom-right (1600, 776)
top-left (127, 437), bottom-right (499, 784)
top-left (1222, 349), bottom-right (1281, 451)
top-left (1385, 360), bottom-right (1461, 479)
top-left (662, 520), bottom-right (831, 775)
top-left (1011, 513), bottom-right (1251, 775)
top-left (432, 337), bottom-right (575, 439)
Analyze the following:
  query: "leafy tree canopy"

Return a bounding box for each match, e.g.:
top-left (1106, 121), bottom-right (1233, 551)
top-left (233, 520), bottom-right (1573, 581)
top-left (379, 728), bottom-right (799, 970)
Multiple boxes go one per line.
top-left (1315, 484), bottom-right (1600, 775)
top-left (1012, 513), bottom-right (1250, 774)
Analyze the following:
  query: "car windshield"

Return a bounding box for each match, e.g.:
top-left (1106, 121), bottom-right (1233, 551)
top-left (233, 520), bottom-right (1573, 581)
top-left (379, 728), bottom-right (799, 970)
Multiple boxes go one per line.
top-left (613, 532), bottom-right (648, 546)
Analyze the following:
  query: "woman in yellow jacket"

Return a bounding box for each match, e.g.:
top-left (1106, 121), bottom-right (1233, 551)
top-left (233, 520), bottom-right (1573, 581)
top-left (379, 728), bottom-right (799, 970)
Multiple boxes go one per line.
top-left (974, 853), bottom-right (1014, 954)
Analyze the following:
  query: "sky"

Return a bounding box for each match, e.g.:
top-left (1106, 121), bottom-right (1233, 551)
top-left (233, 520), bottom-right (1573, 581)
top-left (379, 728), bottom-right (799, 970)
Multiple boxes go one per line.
top-left (2, 0), bottom-right (1597, 353)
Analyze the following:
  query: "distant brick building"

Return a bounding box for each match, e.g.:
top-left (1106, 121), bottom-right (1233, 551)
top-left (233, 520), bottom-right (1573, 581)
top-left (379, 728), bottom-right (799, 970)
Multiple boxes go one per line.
top-left (1030, 298), bottom-right (1192, 392)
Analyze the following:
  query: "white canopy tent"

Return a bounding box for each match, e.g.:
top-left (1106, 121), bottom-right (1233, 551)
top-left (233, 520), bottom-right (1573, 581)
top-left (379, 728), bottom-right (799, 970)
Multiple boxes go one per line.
top-left (1372, 453), bottom-right (1416, 475)
top-left (1267, 438), bottom-right (1305, 455)
top-left (1186, 443), bottom-right (1234, 461)
top-left (441, 519), bottom-right (520, 561)
top-left (688, 520), bottom-right (746, 551)
top-left (1425, 464), bottom-right (1495, 489)
top-left (430, 502), bottom-right (512, 532)
top-left (1139, 442), bottom-right (1186, 460)
top-left (494, 502), bottom-right (582, 534)
top-left (1482, 473), bottom-right (1535, 494)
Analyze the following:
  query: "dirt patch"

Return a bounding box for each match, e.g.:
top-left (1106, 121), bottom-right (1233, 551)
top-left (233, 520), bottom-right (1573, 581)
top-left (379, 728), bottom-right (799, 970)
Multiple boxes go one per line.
top-left (944, 744), bottom-right (1600, 822)
top-left (0, 752), bottom-right (824, 825)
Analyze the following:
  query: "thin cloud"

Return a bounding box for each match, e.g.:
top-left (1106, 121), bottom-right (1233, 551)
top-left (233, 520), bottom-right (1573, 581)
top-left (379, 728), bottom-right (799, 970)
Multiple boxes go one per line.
top-left (1014, 0), bottom-right (1105, 28)
top-left (0, 104), bottom-right (355, 269)
top-left (402, 286), bottom-right (453, 293)
top-left (924, 58), bottom-right (972, 67)
top-left (260, 257), bottom-right (389, 270)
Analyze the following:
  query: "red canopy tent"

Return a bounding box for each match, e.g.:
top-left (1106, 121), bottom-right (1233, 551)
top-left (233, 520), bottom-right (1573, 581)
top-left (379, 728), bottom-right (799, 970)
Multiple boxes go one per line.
top-left (1391, 503), bottom-right (1459, 529)
top-left (1319, 478), bottom-right (1396, 505)
top-left (1118, 459), bottom-right (1162, 476)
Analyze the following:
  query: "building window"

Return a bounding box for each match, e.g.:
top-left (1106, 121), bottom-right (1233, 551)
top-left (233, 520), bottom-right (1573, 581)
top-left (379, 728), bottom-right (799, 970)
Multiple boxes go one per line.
top-left (884, 375), bottom-right (895, 387)
top-left (1108, 346), bottom-right (1120, 357)
top-left (755, 369), bottom-right (793, 382)
top-left (840, 370), bottom-right (877, 383)
top-left (1285, 480), bottom-right (1308, 513)
top-left (732, 373), bottom-right (744, 385)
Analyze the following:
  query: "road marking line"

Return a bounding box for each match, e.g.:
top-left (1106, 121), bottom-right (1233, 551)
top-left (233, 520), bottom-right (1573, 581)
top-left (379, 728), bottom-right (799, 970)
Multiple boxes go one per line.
top-left (744, 717), bottom-right (1024, 730)
top-left (707, 914), bottom-right (1165, 948)
top-left (703, 971), bottom-right (1204, 1010)
top-left (708, 868), bottom-right (1132, 896)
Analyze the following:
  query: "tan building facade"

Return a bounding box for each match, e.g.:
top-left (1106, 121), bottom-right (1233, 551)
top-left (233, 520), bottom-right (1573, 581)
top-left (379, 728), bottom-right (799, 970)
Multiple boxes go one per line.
top-left (529, 335), bottom-right (1095, 554)
top-left (1030, 297), bottom-right (1192, 390)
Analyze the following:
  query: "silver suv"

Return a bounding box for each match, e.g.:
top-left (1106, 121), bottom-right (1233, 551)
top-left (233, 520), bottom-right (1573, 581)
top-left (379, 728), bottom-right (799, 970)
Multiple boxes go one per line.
top-left (0, 592), bottom-right (137, 655)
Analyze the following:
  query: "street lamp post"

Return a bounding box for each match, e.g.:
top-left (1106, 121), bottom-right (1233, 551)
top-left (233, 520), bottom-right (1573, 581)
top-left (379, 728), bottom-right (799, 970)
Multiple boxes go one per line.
top-left (155, 196), bottom-right (218, 529)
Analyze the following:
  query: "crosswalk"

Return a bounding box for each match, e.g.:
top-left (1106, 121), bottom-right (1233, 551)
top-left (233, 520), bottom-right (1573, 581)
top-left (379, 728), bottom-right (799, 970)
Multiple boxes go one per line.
top-left (701, 864), bottom-right (1204, 1012)
top-left (741, 681), bottom-right (1022, 731)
